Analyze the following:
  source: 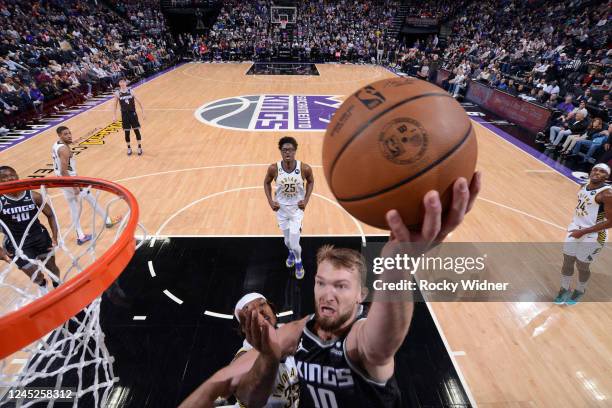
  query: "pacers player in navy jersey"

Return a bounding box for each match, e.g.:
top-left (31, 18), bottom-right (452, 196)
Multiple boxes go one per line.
top-left (554, 163), bottom-right (612, 305)
top-left (264, 137), bottom-right (314, 279)
top-left (113, 79), bottom-right (145, 156)
top-left (0, 166), bottom-right (60, 288)
top-left (189, 173), bottom-right (481, 408)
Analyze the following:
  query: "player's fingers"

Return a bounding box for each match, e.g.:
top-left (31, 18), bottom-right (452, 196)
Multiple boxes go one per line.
top-left (243, 309), bottom-right (254, 344)
top-left (260, 318), bottom-right (269, 352)
top-left (439, 178), bottom-right (469, 239)
top-left (386, 209), bottom-right (411, 242)
top-left (420, 191), bottom-right (442, 243)
top-left (466, 171), bottom-right (482, 213)
top-left (249, 309), bottom-right (260, 348)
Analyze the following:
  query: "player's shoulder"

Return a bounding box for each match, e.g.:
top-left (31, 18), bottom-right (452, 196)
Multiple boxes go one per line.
top-left (268, 162), bottom-right (278, 173)
top-left (599, 185), bottom-right (612, 201)
top-left (279, 317), bottom-right (308, 352)
top-left (56, 143), bottom-right (70, 153)
top-left (300, 162), bottom-right (313, 172)
top-left (30, 190), bottom-right (43, 203)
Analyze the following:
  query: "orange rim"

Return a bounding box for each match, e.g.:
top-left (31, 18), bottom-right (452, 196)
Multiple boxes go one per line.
top-left (0, 177), bottom-right (139, 360)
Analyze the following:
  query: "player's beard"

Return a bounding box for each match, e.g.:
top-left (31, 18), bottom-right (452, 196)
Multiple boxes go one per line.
top-left (315, 304), bottom-right (355, 332)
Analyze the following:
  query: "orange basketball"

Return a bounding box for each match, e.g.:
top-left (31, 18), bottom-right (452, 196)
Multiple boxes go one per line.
top-left (322, 77), bottom-right (478, 230)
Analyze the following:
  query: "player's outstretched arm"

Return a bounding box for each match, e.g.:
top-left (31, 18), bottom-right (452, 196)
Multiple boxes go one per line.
top-left (234, 309), bottom-right (282, 408)
top-left (178, 351), bottom-right (259, 408)
top-left (347, 173), bottom-right (481, 381)
top-left (178, 318), bottom-right (305, 408)
top-left (235, 313), bottom-right (306, 407)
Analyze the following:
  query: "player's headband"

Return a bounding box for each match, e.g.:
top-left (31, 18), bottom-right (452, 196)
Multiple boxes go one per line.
top-left (593, 163), bottom-right (611, 176)
top-left (234, 292), bottom-right (267, 321)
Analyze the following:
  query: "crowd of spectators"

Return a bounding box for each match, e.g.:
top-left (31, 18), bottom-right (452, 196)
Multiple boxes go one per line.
top-left (389, 0), bottom-right (611, 165)
top-left (108, 0), bottom-right (167, 37)
top-left (186, 0), bottom-right (400, 63)
top-left (0, 0), bottom-right (177, 133)
top-left (2, 0), bottom-right (610, 165)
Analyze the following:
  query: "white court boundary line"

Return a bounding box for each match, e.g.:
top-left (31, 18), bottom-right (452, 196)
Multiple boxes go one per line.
top-left (424, 301), bottom-right (478, 406)
top-left (473, 121), bottom-right (581, 186)
top-left (477, 197), bottom-right (566, 231)
top-left (114, 162), bottom-right (567, 244)
top-left (154, 186), bottom-right (366, 245)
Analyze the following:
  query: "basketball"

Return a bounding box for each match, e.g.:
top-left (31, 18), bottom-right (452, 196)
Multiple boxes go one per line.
top-left (322, 77), bottom-right (478, 229)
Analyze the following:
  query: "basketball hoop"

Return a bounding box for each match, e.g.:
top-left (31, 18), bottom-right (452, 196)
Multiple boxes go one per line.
top-left (0, 177), bottom-right (141, 406)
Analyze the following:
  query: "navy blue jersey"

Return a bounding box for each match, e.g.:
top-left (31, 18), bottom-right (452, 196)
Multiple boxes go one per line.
top-left (294, 315), bottom-right (401, 408)
top-left (117, 89), bottom-right (136, 112)
top-left (0, 191), bottom-right (44, 245)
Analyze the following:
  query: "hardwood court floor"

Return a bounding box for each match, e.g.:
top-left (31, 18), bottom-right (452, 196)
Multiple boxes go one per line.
top-left (0, 63), bottom-right (610, 407)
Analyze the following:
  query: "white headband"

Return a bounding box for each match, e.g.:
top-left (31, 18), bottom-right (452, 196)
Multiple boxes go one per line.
top-left (234, 292), bottom-right (266, 321)
top-left (593, 163), bottom-right (611, 176)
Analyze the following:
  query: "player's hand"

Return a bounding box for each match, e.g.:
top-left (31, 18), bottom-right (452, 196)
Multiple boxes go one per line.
top-left (269, 200), bottom-right (280, 211)
top-left (605, 143), bottom-right (610, 151)
top-left (386, 172), bottom-right (481, 246)
top-left (298, 200), bottom-right (307, 210)
top-left (51, 238), bottom-right (58, 248)
top-left (568, 229), bottom-right (586, 239)
top-left (241, 309), bottom-right (281, 362)
top-left (0, 247), bottom-right (11, 262)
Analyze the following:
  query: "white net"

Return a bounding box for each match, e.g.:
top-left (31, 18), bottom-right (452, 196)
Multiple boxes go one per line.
top-left (0, 179), bottom-right (143, 407)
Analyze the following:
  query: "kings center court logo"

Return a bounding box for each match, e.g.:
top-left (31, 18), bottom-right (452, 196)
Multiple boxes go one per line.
top-left (194, 95), bottom-right (343, 131)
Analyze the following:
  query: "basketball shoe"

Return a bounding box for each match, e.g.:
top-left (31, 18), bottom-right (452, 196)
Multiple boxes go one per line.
top-left (286, 251), bottom-right (295, 268)
top-left (565, 290), bottom-right (585, 306)
top-left (553, 288), bottom-right (570, 304)
top-left (295, 261), bottom-right (305, 279)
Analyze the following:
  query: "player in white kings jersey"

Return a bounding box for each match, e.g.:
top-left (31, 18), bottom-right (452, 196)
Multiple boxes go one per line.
top-left (264, 137), bottom-right (314, 279)
top-left (555, 163), bottom-right (612, 305)
top-left (52, 126), bottom-right (118, 245)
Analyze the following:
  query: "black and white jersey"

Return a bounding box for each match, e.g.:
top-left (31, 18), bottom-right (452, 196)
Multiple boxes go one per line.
top-left (117, 89), bottom-right (136, 112)
top-left (0, 191), bottom-right (44, 245)
top-left (294, 315), bottom-right (401, 408)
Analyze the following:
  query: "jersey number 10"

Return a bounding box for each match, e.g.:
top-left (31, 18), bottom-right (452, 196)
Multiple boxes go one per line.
top-left (306, 385), bottom-right (338, 408)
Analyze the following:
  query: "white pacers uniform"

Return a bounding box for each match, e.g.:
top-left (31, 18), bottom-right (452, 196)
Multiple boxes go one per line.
top-left (275, 161), bottom-right (305, 233)
top-left (234, 340), bottom-right (300, 408)
top-left (51, 141), bottom-right (79, 199)
top-left (563, 183), bottom-right (611, 263)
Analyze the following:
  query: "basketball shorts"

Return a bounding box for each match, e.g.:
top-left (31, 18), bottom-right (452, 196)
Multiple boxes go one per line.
top-left (563, 232), bottom-right (605, 263)
top-left (121, 111), bottom-right (140, 130)
top-left (4, 225), bottom-right (53, 269)
top-left (276, 205), bottom-right (304, 234)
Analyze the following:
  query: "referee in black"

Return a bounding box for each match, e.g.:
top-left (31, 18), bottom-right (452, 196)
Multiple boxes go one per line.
top-left (114, 78), bottom-right (145, 156)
